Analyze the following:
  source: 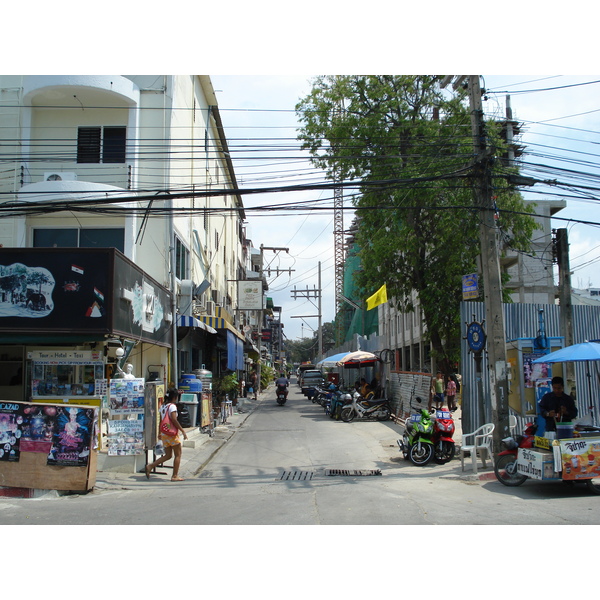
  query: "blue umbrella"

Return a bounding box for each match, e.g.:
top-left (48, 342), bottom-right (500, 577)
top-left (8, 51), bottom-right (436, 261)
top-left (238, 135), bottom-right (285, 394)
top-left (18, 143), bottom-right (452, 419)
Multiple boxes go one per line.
top-left (316, 352), bottom-right (351, 368)
top-left (532, 342), bottom-right (600, 363)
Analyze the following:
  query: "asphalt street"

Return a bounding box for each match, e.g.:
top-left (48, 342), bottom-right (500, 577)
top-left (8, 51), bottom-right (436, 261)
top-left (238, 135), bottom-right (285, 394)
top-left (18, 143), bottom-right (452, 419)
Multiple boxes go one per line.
top-left (1, 381), bottom-right (600, 527)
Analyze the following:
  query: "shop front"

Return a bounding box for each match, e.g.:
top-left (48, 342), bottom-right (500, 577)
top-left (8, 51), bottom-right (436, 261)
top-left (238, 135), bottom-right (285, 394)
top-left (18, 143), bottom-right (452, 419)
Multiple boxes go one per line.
top-left (0, 247), bottom-right (173, 490)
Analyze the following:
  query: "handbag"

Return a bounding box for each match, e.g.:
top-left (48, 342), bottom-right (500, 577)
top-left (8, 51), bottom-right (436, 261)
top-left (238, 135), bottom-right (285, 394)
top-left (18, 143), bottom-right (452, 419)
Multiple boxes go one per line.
top-left (159, 405), bottom-right (178, 437)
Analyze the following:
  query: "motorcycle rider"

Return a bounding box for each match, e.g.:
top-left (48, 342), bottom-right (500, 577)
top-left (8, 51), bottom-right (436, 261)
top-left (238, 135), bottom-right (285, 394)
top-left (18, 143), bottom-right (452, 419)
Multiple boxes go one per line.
top-left (275, 373), bottom-right (289, 399)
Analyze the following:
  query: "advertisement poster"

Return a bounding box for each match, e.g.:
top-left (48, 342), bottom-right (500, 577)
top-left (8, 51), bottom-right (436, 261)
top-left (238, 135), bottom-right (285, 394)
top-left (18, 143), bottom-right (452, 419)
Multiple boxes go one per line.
top-left (523, 352), bottom-right (549, 388)
top-left (47, 406), bottom-right (95, 467)
top-left (109, 378), bottom-right (145, 414)
top-left (0, 401), bottom-right (24, 462)
top-left (560, 438), bottom-right (600, 480)
top-left (107, 419), bottom-right (144, 456)
top-left (19, 404), bottom-right (57, 454)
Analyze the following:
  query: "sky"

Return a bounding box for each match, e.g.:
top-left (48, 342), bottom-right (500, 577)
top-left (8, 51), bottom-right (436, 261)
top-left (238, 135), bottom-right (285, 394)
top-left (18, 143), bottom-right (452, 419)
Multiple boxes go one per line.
top-left (10, 3), bottom-right (600, 346)
top-left (211, 74), bottom-right (600, 343)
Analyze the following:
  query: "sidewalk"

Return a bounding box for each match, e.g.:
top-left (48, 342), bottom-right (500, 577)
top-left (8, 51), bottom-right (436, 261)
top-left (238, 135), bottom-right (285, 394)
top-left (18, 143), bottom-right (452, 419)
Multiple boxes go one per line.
top-left (94, 393), bottom-right (263, 491)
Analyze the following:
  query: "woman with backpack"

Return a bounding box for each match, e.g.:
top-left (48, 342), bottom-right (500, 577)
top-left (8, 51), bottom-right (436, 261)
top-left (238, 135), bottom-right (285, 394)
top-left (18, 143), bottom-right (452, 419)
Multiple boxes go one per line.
top-left (145, 388), bottom-right (188, 482)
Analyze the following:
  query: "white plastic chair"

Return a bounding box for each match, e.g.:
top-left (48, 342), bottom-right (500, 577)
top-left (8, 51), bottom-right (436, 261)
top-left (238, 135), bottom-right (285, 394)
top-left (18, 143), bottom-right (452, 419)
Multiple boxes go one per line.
top-left (460, 423), bottom-right (495, 473)
top-left (509, 414), bottom-right (517, 435)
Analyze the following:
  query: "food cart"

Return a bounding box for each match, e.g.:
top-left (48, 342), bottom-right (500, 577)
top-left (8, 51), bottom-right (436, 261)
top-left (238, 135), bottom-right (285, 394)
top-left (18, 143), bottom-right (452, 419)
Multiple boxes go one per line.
top-left (495, 428), bottom-right (600, 494)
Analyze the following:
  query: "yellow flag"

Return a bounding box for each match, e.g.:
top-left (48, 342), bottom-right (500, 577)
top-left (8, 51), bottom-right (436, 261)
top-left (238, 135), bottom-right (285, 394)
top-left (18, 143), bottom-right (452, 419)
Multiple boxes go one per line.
top-left (366, 284), bottom-right (388, 311)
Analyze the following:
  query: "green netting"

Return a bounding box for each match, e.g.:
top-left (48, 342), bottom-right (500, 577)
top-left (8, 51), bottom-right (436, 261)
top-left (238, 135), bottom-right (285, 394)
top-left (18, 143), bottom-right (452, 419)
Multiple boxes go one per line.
top-left (335, 243), bottom-right (379, 342)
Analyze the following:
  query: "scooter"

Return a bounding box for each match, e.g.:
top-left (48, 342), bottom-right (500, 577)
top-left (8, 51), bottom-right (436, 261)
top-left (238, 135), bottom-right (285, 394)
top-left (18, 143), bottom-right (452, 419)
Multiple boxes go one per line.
top-left (340, 391), bottom-right (392, 422)
top-left (276, 385), bottom-right (288, 406)
top-left (431, 408), bottom-right (456, 464)
top-left (397, 398), bottom-right (435, 466)
top-left (493, 421), bottom-right (536, 486)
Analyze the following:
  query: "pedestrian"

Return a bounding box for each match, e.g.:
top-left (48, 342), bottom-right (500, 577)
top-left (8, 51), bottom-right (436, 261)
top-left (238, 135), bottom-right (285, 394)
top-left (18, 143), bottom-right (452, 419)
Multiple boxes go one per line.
top-left (429, 371), bottom-right (445, 412)
top-left (446, 374), bottom-right (457, 412)
top-left (145, 388), bottom-right (188, 482)
top-left (249, 371), bottom-right (258, 400)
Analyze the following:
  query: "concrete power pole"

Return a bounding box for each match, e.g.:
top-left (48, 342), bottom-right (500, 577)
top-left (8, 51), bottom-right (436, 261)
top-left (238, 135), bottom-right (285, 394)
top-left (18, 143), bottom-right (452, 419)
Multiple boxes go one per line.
top-left (556, 228), bottom-right (575, 392)
top-left (468, 75), bottom-right (511, 448)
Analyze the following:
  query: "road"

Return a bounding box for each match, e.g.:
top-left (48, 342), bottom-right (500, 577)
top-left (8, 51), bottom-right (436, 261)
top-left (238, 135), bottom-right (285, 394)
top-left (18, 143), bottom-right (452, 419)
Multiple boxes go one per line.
top-left (1, 381), bottom-right (600, 526)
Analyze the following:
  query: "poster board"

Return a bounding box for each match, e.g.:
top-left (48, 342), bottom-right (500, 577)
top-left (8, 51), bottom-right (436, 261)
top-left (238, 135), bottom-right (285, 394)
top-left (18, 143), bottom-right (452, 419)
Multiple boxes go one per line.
top-left (0, 401), bottom-right (98, 491)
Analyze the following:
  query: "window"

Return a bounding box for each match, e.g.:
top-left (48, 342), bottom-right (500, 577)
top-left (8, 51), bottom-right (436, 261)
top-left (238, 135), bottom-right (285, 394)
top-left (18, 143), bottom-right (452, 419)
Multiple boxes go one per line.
top-left (33, 228), bottom-right (124, 252)
top-left (77, 126), bottom-right (126, 163)
top-left (175, 236), bottom-right (189, 280)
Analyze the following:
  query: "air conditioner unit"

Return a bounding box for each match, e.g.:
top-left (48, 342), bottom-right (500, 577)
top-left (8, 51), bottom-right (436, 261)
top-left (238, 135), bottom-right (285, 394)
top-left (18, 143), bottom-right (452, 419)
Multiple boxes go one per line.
top-left (44, 172), bottom-right (77, 182)
top-left (205, 300), bottom-right (216, 316)
top-left (192, 298), bottom-right (206, 314)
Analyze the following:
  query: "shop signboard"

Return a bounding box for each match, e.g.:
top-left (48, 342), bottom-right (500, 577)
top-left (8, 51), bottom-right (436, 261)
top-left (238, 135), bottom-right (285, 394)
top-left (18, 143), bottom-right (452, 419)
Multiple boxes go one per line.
top-left (237, 280), bottom-right (262, 310)
top-left (559, 437), bottom-right (600, 480)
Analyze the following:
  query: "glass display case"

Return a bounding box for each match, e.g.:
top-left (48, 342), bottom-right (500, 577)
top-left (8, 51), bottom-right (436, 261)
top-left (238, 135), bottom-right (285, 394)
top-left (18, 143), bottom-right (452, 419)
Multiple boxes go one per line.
top-left (29, 350), bottom-right (105, 398)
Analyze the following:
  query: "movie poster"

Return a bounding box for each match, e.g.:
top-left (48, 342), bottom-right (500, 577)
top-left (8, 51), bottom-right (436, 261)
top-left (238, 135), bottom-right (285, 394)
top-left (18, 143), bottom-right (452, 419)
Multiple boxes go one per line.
top-left (19, 404), bottom-right (57, 454)
top-left (47, 406), bottom-right (94, 467)
top-left (0, 401), bottom-right (24, 462)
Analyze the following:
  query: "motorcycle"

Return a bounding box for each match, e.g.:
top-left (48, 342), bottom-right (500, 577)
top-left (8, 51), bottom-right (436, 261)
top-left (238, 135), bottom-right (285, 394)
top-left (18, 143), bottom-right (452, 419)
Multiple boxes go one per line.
top-left (493, 421), bottom-right (536, 486)
top-left (276, 385), bottom-right (288, 406)
top-left (432, 408), bottom-right (456, 464)
top-left (340, 391), bottom-right (392, 422)
top-left (397, 398), bottom-right (435, 466)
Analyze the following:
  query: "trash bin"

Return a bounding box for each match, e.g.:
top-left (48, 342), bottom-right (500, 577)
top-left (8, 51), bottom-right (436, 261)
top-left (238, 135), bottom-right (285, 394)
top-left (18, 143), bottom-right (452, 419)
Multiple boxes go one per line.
top-left (179, 393), bottom-right (199, 426)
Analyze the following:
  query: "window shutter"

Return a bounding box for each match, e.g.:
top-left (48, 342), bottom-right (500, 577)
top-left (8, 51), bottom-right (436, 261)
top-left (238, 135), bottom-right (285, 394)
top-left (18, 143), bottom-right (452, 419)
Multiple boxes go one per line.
top-left (77, 127), bottom-right (101, 163)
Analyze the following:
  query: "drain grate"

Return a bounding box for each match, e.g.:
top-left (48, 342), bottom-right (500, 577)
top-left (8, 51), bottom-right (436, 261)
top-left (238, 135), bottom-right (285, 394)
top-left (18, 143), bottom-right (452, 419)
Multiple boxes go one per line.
top-left (279, 470), bottom-right (314, 481)
top-left (325, 469), bottom-right (382, 477)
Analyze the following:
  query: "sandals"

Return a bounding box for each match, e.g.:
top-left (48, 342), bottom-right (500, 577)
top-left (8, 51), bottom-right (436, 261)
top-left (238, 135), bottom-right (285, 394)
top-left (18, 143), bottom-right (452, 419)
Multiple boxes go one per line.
top-left (171, 476), bottom-right (185, 482)
top-left (145, 466), bottom-right (151, 479)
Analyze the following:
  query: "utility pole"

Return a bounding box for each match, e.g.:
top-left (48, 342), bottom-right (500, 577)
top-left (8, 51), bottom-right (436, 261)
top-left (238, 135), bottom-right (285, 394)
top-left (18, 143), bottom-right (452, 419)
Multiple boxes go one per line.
top-left (259, 244), bottom-right (291, 394)
top-left (291, 261), bottom-right (323, 358)
top-left (555, 228), bottom-right (575, 393)
top-left (468, 75), bottom-right (511, 448)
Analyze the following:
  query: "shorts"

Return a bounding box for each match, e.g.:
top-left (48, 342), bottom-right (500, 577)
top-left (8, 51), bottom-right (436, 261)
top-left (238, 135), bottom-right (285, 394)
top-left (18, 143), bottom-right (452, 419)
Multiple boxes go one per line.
top-left (160, 433), bottom-right (181, 448)
top-left (434, 393), bottom-right (444, 404)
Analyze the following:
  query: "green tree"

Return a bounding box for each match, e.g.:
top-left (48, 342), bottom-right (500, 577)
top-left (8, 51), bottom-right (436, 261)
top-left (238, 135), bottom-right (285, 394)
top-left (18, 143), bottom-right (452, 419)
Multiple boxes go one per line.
top-left (296, 75), bottom-right (537, 371)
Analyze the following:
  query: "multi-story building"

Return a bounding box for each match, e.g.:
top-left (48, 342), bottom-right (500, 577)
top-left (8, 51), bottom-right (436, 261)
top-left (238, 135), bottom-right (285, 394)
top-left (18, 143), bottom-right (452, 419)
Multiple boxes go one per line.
top-left (0, 75), bottom-right (260, 433)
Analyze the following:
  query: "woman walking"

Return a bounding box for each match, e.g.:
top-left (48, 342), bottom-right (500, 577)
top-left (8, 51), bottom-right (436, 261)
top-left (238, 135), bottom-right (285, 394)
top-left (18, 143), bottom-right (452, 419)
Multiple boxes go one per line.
top-left (145, 388), bottom-right (188, 482)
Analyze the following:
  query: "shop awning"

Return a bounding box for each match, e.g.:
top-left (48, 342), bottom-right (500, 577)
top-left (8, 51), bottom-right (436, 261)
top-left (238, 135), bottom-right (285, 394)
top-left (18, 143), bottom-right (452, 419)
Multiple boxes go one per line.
top-left (177, 314), bottom-right (217, 334)
top-left (196, 315), bottom-right (245, 341)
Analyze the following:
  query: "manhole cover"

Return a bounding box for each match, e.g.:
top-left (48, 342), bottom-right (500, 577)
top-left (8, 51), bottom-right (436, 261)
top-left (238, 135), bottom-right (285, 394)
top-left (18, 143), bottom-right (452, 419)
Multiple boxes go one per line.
top-left (279, 471), bottom-right (314, 481)
top-left (325, 469), bottom-right (382, 477)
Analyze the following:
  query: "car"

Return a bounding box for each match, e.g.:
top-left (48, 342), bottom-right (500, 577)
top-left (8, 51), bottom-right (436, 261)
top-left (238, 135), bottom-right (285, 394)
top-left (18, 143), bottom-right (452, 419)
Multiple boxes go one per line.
top-left (300, 370), bottom-right (324, 398)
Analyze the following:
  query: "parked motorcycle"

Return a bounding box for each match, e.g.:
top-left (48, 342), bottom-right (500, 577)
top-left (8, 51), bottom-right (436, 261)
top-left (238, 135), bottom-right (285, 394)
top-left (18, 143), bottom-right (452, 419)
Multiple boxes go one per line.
top-left (340, 391), bottom-right (391, 422)
top-left (493, 421), bottom-right (536, 486)
top-left (330, 391), bottom-right (352, 419)
top-left (276, 385), bottom-right (288, 406)
top-left (397, 398), bottom-right (435, 466)
top-left (432, 408), bottom-right (456, 464)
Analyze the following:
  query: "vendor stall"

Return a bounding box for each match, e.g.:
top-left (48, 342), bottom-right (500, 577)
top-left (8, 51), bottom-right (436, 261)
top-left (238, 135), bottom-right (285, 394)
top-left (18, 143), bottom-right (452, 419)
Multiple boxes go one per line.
top-left (496, 428), bottom-right (600, 494)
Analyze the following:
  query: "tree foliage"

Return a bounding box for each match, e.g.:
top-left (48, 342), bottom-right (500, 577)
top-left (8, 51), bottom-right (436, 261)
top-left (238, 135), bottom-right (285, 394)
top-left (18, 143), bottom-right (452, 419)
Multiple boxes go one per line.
top-left (296, 75), bottom-right (537, 370)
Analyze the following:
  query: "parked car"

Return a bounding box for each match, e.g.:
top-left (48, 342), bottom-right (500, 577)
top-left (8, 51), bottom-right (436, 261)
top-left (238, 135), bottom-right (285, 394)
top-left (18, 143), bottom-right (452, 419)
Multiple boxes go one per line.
top-left (300, 370), bottom-right (324, 399)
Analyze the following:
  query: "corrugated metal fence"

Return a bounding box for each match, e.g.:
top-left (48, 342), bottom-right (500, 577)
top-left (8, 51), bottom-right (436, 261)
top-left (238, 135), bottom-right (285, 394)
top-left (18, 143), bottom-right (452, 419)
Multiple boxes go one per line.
top-left (460, 302), bottom-right (600, 433)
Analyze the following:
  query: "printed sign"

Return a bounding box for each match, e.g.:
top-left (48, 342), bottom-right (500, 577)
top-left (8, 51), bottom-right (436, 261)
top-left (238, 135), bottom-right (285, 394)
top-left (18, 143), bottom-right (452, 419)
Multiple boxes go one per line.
top-left (237, 280), bottom-right (263, 310)
top-left (109, 378), bottom-right (146, 415)
top-left (559, 438), bottom-right (600, 480)
top-left (462, 273), bottom-right (479, 300)
top-left (0, 401), bottom-right (24, 462)
top-left (47, 406), bottom-right (95, 467)
top-left (107, 419), bottom-right (144, 456)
